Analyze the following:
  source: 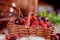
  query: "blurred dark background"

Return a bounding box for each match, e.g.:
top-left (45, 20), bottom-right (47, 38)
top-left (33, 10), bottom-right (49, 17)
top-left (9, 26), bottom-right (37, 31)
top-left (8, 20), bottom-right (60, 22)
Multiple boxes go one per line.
top-left (38, 0), bottom-right (60, 9)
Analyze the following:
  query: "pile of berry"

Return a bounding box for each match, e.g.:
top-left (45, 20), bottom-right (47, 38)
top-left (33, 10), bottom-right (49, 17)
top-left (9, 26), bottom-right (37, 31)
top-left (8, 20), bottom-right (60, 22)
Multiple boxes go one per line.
top-left (10, 15), bottom-right (53, 28)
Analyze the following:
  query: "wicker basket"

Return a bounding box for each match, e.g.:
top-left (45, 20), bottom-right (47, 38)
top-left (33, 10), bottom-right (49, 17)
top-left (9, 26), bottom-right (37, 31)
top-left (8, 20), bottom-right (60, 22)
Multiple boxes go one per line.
top-left (36, 27), bottom-right (44, 37)
top-left (28, 27), bottom-right (37, 35)
top-left (7, 12), bottom-right (32, 37)
top-left (44, 26), bottom-right (55, 40)
top-left (7, 12), bottom-right (55, 40)
top-left (7, 23), bottom-right (55, 39)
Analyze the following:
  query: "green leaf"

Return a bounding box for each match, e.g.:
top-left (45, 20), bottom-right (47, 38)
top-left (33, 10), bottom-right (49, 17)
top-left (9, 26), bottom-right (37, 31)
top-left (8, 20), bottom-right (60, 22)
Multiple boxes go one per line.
top-left (37, 11), bottom-right (60, 25)
top-left (57, 14), bottom-right (60, 21)
top-left (37, 10), bottom-right (48, 17)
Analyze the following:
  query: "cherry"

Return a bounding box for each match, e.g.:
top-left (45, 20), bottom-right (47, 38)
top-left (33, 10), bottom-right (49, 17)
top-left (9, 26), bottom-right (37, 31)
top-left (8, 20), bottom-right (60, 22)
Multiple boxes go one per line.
top-left (56, 33), bottom-right (60, 40)
top-left (15, 18), bottom-right (24, 25)
top-left (9, 36), bottom-right (17, 40)
top-left (15, 18), bottom-right (20, 25)
top-left (51, 35), bottom-right (59, 40)
top-left (19, 18), bottom-right (24, 25)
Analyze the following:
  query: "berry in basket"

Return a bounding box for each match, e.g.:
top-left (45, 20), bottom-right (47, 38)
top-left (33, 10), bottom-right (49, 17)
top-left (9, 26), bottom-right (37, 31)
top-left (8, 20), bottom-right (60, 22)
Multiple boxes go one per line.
top-left (37, 17), bottom-right (41, 21)
top-left (42, 23), bottom-right (47, 28)
top-left (45, 21), bottom-right (50, 27)
top-left (30, 15), bottom-right (37, 25)
top-left (31, 20), bottom-right (39, 28)
top-left (30, 16), bottom-right (51, 28)
top-left (15, 18), bottom-right (24, 25)
top-left (32, 20), bottom-right (39, 25)
top-left (23, 17), bottom-right (27, 25)
top-left (15, 18), bottom-right (21, 25)
top-left (45, 17), bottom-right (50, 27)
top-left (41, 17), bottom-right (46, 23)
top-left (31, 15), bottom-right (37, 21)
top-left (39, 20), bottom-right (44, 26)
top-left (19, 18), bottom-right (24, 25)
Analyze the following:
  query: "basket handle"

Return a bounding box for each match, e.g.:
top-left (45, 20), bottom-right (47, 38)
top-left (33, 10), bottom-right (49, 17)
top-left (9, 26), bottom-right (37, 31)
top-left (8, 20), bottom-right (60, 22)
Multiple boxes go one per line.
top-left (18, 8), bottom-right (23, 18)
top-left (26, 12), bottom-right (34, 27)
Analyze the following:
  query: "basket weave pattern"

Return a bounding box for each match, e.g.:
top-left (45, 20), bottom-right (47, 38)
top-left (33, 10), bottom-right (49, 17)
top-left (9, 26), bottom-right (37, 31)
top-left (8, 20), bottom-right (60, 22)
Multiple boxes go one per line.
top-left (7, 12), bottom-right (55, 40)
top-left (7, 22), bottom-right (55, 38)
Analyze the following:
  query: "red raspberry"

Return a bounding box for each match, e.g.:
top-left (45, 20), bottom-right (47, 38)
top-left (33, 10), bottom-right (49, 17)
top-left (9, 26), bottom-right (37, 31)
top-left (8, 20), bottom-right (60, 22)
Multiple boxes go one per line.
top-left (42, 23), bottom-right (47, 28)
top-left (45, 22), bottom-right (50, 27)
top-left (22, 18), bottom-right (27, 25)
top-left (33, 20), bottom-right (39, 25)
top-left (39, 20), bottom-right (44, 26)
